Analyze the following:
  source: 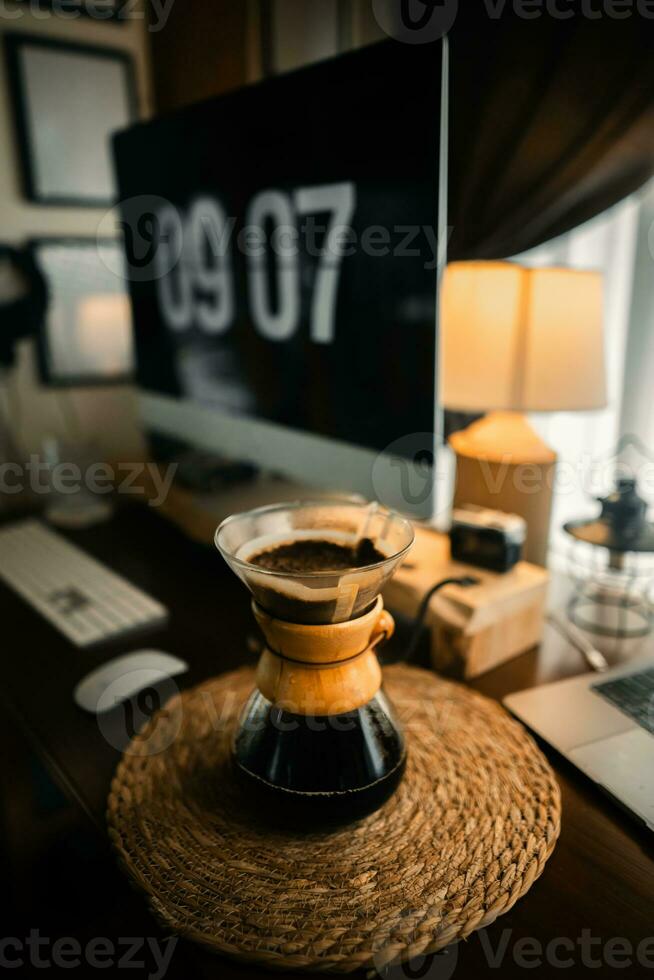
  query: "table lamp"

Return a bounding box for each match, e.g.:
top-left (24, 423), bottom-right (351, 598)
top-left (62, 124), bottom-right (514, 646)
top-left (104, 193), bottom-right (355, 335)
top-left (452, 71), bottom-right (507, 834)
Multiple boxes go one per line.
top-left (441, 261), bottom-right (606, 565)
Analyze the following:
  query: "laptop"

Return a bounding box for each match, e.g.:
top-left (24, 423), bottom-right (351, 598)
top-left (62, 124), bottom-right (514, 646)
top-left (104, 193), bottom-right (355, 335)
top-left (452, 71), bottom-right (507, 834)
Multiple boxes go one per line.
top-left (504, 654), bottom-right (654, 831)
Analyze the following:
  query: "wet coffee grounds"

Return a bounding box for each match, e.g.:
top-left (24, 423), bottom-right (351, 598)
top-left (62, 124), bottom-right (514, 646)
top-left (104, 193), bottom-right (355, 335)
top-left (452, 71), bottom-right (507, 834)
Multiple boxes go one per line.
top-left (249, 537), bottom-right (385, 574)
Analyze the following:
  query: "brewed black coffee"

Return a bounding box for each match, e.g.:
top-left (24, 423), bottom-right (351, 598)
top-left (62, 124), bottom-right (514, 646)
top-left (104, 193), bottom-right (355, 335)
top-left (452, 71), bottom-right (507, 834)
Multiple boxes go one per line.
top-left (233, 690), bottom-right (406, 826)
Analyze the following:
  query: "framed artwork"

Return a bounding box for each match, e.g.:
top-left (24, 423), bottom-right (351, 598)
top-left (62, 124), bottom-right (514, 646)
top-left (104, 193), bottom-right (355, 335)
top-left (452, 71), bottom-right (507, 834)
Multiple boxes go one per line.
top-left (4, 34), bottom-right (137, 206)
top-left (30, 238), bottom-right (134, 386)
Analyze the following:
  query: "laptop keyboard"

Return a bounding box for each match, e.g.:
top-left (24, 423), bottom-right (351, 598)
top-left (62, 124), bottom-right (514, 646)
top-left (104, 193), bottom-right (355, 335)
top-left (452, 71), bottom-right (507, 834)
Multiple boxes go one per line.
top-left (592, 667), bottom-right (654, 736)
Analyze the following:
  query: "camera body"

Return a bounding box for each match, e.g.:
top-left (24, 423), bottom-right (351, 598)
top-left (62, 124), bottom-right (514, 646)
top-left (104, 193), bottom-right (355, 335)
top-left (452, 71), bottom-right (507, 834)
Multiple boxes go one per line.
top-left (450, 507), bottom-right (526, 573)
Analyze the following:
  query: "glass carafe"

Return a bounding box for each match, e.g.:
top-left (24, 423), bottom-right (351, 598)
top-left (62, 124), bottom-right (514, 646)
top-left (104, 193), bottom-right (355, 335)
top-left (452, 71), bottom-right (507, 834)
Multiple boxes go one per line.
top-left (216, 500), bottom-right (414, 826)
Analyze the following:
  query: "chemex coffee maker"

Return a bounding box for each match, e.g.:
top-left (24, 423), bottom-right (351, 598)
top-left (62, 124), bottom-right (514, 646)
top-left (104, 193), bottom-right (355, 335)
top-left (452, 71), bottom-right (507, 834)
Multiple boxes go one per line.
top-left (216, 500), bottom-right (414, 825)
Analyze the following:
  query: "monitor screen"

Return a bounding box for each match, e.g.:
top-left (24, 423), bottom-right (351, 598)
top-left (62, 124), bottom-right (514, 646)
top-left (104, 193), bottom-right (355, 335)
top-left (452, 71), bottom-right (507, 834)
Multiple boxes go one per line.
top-left (113, 40), bottom-right (442, 458)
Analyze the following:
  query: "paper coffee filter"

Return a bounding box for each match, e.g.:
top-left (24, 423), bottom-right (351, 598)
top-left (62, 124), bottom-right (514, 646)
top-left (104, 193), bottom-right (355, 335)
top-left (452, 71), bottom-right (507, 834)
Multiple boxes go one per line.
top-left (216, 501), bottom-right (414, 625)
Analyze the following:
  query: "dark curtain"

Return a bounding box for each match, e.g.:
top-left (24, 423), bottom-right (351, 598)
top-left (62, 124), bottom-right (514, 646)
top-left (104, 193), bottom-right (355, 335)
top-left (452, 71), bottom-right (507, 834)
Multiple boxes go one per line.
top-left (448, 7), bottom-right (654, 259)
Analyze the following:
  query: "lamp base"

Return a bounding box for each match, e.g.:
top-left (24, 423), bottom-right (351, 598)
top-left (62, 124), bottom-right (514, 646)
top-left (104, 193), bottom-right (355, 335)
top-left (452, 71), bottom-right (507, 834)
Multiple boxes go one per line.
top-left (449, 412), bottom-right (556, 567)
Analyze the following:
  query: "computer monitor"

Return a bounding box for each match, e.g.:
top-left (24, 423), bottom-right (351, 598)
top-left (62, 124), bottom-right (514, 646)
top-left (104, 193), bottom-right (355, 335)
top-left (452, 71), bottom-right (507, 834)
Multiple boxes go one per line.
top-left (113, 39), bottom-right (447, 517)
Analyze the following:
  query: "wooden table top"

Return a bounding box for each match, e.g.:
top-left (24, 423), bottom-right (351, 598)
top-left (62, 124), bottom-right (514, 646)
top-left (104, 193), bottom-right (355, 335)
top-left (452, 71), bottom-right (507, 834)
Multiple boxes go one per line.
top-left (2, 504), bottom-right (653, 979)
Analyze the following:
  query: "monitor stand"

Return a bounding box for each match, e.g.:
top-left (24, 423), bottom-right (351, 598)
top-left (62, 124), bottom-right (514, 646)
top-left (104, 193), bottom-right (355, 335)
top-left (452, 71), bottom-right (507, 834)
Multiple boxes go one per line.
top-left (140, 467), bottom-right (362, 547)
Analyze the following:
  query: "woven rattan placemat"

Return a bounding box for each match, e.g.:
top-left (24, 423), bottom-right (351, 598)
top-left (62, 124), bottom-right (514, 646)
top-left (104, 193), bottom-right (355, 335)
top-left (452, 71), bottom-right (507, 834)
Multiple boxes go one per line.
top-left (108, 665), bottom-right (561, 973)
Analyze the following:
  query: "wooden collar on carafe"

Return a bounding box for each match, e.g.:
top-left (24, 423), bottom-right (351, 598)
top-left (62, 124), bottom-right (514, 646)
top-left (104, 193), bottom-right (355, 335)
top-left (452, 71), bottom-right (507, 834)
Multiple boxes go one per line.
top-left (252, 596), bottom-right (394, 716)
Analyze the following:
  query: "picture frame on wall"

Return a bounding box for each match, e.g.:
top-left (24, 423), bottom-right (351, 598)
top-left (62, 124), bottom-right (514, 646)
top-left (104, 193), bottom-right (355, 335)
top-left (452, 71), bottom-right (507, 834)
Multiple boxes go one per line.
top-left (4, 34), bottom-right (137, 206)
top-left (30, 237), bottom-right (135, 387)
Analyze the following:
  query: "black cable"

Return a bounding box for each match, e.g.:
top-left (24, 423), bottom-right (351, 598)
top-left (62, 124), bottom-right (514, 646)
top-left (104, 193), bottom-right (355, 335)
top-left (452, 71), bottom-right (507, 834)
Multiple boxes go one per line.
top-left (401, 575), bottom-right (480, 664)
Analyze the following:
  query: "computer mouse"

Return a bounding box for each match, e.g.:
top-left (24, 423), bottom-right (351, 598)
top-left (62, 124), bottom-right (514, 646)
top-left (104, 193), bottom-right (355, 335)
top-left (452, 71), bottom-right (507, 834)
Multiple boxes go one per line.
top-left (74, 650), bottom-right (189, 715)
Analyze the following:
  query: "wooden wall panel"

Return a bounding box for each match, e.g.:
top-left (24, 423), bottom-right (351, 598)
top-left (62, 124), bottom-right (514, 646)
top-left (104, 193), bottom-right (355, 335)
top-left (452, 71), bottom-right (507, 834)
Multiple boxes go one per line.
top-left (149, 0), bottom-right (249, 112)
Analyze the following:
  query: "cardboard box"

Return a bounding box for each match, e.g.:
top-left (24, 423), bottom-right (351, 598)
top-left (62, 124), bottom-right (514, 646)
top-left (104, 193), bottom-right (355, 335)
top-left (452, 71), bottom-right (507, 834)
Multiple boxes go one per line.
top-left (383, 524), bottom-right (549, 679)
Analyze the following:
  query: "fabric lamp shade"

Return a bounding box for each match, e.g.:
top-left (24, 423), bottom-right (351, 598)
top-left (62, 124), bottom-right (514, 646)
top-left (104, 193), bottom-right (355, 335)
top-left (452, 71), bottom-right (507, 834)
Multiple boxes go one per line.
top-left (441, 262), bottom-right (607, 413)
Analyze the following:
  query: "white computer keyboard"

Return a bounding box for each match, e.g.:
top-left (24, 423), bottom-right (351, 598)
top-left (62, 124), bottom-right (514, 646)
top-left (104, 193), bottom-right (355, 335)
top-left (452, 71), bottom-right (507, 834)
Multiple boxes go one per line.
top-left (0, 520), bottom-right (169, 647)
